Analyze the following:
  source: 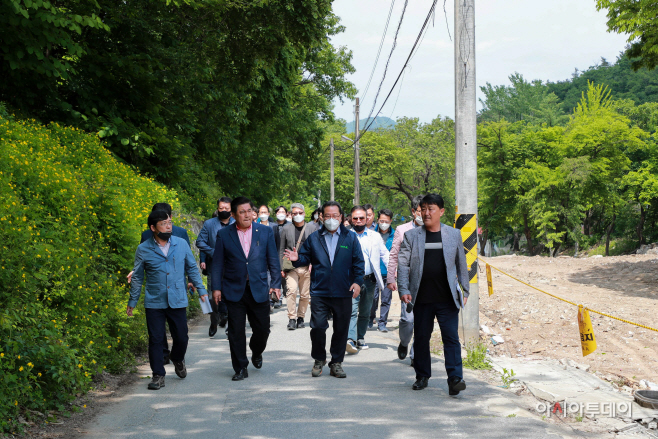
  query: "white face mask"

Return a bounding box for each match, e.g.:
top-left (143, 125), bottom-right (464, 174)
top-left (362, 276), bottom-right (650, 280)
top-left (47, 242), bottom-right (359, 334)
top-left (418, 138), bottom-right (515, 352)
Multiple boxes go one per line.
top-left (415, 215), bottom-right (423, 225)
top-left (293, 214), bottom-right (305, 223)
top-left (276, 213), bottom-right (286, 221)
top-left (379, 222), bottom-right (390, 231)
top-left (259, 214), bottom-right (269, 222)
top-left (324, 218), bottom-right (340, 231)
top-left (313, 213), bottom-right (319, 220)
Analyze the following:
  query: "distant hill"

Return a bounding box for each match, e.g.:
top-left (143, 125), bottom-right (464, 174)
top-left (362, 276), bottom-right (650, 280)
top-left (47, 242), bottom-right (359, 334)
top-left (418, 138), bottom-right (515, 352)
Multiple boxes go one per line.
top-left (345, 116), bottom-right (395, 134)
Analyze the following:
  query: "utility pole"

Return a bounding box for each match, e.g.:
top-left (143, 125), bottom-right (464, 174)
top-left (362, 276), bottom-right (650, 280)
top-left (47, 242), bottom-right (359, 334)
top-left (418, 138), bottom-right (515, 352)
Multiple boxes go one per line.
top-left (330, 138), bottom-right (335, 201)
top-left (354, 97), bottom-right (361, 205)
top-left (454, 0), bottom-right (479, 344)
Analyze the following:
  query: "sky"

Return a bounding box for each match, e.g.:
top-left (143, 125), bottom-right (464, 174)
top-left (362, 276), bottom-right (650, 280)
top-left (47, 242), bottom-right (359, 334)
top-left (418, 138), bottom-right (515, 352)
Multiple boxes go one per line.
top-left (329, 0), bottom-right (630, 124)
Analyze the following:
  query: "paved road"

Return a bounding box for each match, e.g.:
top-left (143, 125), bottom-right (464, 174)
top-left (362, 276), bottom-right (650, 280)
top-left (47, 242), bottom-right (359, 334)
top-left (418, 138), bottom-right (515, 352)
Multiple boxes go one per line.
top-left (83, 303), bottom-right (566, 438)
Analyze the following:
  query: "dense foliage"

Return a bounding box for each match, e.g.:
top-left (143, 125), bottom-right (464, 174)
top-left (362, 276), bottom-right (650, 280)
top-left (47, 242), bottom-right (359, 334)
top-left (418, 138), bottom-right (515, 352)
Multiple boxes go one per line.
top-left (0, 0), bottom-right (356, 215)
top-left (478, 72), bottom-right (658, 256)
top-left (320, 116), bottom-right (456, 221)
top-left (0, 113), bottom-right (179, 432)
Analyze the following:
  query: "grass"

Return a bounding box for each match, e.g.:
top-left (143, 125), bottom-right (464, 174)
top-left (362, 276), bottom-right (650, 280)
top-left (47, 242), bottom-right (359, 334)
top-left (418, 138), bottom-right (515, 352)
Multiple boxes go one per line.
top-left (463, 342), bottom-right (492, 370)
top-left (585, 238), bottom-right (638, 256)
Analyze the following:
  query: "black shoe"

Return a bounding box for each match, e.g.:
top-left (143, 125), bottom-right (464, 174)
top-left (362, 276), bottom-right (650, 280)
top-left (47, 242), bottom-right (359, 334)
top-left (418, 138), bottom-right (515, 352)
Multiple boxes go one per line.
top-left (287, 319), bottom-right (297, 330)
top-left (173, 360), bottom-right (187, 379)
top-left (232, 367), bottom-right (248, 381)
top-left (296, 317), bottom-right (305, 328)
top-left (252, 355), bottom-right (263, 369)
top-left (397, 343), bottom-right (408, 360)
top-left (448, 377), bottom-right (466, 395)
top-left (148, 375), bottom-right (165, 390)
top-left (163, 352), bottom-right (171, 365)
top-left (218, 313), bottom-right (228, 328)
top-left (209, 323), bottom-right (218, 337)
top-left (412, 377), bottom-right (429, 390)
top-left (273, 301), bottom-right (282, 309)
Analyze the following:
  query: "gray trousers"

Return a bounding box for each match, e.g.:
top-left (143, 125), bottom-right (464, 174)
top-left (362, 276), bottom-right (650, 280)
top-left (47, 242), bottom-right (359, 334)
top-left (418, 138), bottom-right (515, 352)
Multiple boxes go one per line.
top-left (399, 301), bottom-right (415, 359)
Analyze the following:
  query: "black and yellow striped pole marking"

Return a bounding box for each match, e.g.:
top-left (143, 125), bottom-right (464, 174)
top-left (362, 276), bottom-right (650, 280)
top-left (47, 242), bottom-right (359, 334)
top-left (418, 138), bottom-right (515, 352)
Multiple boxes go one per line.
top-left (455, 213), bottom-right (478, 283)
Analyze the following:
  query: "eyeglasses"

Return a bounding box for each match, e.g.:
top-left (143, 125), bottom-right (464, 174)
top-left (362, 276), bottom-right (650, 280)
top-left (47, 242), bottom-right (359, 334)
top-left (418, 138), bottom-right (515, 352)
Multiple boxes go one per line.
top-left (352, 216), bottom-right (366, 221)
top-left (324, 214), bottom-right (342, 220)
top-left (157, 221), bottom-right (173, 226)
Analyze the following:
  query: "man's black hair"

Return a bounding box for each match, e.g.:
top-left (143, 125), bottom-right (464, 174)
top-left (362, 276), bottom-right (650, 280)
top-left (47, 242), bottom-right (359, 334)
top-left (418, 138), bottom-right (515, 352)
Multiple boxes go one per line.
top-left (152, 203), bottom-right (172, 217)
top-left (211, 210), bottom-right (218, 218)
top-left (363, 203), bottom-right (374, 212)
top-left (411, 195), bottom-right (424, 211)
top-left (321, 201), bottom-right (343, 217)
top-left (231, 196), bottom-right (252, 214)
top-left (275, 205), bottom-right (288, 214)
top-left (420, 193), bottom-right (445, 209)
top-left (217, 196), bottom-right (232, 206)
top-left (258, 204), bottom-right (269, 214)
top-left (350, 205), bottom-right (367, 215)
top-left (378, 208), bottom-right (394, 219)
top-left (148, 210), bottom-right (170, 229)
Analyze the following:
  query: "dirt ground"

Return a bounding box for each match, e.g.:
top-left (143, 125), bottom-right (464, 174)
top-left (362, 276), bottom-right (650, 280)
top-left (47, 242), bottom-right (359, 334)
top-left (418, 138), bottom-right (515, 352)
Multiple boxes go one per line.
top-left (476, 253), bottom-right (658, 385)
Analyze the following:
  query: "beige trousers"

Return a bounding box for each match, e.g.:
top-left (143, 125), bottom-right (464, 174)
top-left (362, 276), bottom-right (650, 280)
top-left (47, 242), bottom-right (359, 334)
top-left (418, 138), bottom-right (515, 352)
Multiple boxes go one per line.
top-left (286, 266), bottom-right (311, 320)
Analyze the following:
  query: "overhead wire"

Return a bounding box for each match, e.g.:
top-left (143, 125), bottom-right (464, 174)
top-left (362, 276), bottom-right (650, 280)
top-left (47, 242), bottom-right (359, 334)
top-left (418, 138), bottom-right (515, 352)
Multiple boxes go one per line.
top-left (361, 0), bottom-right (397, 103)
top-left (361, 0), bottom-right (410, 137)
top-left (358, 0), bottom-right (439, 141)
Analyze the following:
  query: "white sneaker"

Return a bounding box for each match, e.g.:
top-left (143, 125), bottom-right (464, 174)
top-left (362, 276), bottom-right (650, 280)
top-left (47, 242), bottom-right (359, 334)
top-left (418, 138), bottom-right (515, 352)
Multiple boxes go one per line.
top-left (357, 339), bottom-right (369, 350)
top-left (346, 339), bottom-right (358, 354)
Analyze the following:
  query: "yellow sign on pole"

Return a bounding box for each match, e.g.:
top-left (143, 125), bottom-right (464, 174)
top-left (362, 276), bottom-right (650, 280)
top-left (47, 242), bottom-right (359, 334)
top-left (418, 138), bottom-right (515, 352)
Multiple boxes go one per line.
top-left (486, 264), bottom-right (493, 296)
top-left (578, 305), bottom-right (597, 356)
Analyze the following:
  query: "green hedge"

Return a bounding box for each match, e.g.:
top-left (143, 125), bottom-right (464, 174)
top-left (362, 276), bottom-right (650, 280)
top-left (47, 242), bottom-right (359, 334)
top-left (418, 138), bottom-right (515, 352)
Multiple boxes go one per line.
top-left (0, 115), bottom-right (178, 433)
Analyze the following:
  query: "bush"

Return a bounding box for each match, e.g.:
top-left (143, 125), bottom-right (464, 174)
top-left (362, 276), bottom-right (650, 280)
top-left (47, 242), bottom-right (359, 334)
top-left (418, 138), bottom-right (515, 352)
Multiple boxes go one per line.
top-left (0, 115), bottom-right (178, 433)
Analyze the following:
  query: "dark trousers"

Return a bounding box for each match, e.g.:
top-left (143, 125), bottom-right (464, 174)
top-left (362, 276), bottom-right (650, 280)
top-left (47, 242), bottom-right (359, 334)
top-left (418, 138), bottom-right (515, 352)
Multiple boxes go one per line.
top-left (310, 296), bottom-right (352, 366)
top-left (413, 300), bottom-right (462, 380)
top-left (370, 283), bottom-right (392, 325)
top-left (224, 283), bottom-right (271, 373)
top-left (145, 307), bottom-right (189, 377)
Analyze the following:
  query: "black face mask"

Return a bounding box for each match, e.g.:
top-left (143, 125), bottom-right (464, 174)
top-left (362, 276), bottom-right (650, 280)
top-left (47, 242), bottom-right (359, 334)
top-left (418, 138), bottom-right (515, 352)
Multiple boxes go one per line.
top-left (157, 231), bottom-right (172, 240)
top-left (353, 224), bottom-right (366, 232)
top-left (217, 211), bottom-right (231, 220)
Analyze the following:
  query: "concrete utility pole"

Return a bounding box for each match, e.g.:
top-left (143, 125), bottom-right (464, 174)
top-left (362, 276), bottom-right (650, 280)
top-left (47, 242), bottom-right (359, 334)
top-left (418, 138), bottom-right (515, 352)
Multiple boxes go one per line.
top-left (354, 98), bottom-right (361, 206)
top-left (330, 138), bottom-right (335, 201)
top-left (454, 0), bottom-right (479, 344)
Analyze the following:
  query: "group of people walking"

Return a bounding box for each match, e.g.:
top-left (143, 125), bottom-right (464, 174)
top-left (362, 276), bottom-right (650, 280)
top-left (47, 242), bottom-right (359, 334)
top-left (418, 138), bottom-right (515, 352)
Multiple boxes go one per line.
top-left (127, 194), bottom-right (470, 396)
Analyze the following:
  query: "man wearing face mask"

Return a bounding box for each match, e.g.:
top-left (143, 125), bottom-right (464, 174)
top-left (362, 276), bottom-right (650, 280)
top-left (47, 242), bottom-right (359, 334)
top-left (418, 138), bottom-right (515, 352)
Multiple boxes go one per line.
top-left (370, 209), bottom-right (396, 332)
top-left (284, 201), bottom-right (364, 378)
top-left (127, 210), bottom-right (208, 390)
top-left (346, 206), bottom-right (389, 354)
top-left (273, 206), bottom-right (289, 309)
top-left (258, 204), bottom-right (280, 312)
top-left (279, 203), bottom-right (319, 330)
top-left (196, 196), bottom-right (235, 337)
top-left (386, 195), bottom-right (424, 365)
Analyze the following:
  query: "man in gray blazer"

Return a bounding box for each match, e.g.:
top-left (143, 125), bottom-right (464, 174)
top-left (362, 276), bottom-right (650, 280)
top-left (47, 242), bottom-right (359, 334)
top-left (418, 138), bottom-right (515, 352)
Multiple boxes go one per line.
top-left (397, 193), bottom-right (470, 395)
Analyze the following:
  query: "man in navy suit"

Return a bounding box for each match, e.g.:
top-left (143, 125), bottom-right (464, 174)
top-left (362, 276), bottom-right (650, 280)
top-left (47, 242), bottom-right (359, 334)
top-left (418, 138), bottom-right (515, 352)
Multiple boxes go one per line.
top-left (212, 197), bottom-right (282, 380)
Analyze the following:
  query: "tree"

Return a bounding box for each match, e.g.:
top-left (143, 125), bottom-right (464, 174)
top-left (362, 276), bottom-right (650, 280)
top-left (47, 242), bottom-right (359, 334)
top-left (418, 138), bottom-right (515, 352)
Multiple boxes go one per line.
top-left (596, 0), bottom-right (658, 70)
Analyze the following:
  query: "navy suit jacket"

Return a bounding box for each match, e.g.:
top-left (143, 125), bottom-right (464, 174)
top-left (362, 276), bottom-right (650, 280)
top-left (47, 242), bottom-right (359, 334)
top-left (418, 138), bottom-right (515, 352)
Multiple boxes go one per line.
top-left (293, 225), bottom-right (365, 298)
top-left (211, 223), bottom-right (282, 303)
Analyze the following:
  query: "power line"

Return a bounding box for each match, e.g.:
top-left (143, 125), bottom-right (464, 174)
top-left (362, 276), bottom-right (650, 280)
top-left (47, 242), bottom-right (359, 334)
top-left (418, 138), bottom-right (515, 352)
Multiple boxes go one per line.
top-left (362, 0), bottom-right (410, 134)
top-left (338, 0), bottom-right (440, 152)
top-left (361, 0), bottom-right (397, 103)
top-left (358, 0), bottom-right (439, 140)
